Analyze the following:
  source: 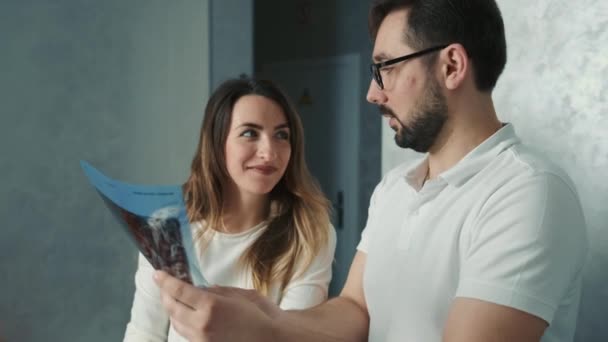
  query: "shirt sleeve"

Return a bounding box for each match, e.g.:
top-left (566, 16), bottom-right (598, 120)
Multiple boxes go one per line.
top-left (279, 225), bottom-right (337, 310)
top-left (456, 172), bottom-right (588, 324)
top-left (123, 253), bottom-right (170, 342)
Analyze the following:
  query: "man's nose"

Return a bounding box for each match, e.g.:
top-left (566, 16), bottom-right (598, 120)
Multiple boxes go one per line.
top-left (366, 79), bottom-right (387, 104)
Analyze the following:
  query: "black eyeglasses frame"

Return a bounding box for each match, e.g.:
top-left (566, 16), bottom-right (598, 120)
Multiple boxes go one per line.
top-left (370, 44), bottom-right (449, 89)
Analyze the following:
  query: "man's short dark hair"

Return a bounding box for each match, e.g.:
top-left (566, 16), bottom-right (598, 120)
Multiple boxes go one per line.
top-left (369, 0), bottom-right (507, 91)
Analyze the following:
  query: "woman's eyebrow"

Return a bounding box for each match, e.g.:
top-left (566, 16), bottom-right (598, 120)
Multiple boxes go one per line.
top-left (236, 122), bottom-right (263, 129)
top-left (236, 122), bottom-right (289, 130)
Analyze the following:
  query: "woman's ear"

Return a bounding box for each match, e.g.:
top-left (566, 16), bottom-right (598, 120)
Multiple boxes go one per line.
top-left (440, 43), bottom-right (468, 90)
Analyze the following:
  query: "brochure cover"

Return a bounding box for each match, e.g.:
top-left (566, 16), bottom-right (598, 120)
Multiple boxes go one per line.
top-left (80, 160), bottom-right (208, 287)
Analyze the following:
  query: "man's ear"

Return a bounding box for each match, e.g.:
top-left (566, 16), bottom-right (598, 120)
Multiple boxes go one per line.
top-left (440, 43), bottom-right (468, 90)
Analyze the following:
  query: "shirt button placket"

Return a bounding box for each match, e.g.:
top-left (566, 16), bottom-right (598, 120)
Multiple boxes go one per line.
top-left (398, 200), bottom-right (420, 250)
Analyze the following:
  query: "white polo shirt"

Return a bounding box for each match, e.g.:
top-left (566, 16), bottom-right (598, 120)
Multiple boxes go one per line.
top-left (358, 124), bottom-right (588, 342)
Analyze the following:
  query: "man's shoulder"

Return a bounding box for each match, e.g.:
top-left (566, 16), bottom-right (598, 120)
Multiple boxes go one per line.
top-left (504, 142), bottom-right (578, 195)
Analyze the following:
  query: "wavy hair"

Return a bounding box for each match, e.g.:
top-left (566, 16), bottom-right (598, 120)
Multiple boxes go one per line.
top-left (183, 77), bottom-right (331, 295)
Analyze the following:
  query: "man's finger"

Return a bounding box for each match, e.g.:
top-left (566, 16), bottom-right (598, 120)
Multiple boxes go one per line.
top-left (204, 285), bottom-right (238, 296)
top-left (169, 318), bottom-right (195, 342)
top-left (205, 286), bottom-right (256, 300)
top-left (160, 288), bottom-right (193, 317)
top-left (154, 270), bottom-right (210, 309)
top-left (159, 291), bottom-right (205, 341)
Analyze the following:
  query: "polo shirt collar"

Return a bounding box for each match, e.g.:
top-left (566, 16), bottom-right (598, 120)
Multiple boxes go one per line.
top-left (405, 123), bottom-right (521, 189)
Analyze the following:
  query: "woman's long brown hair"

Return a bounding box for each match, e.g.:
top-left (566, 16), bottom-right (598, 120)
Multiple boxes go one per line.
top-left (183, 78), bottom-right (331, 296)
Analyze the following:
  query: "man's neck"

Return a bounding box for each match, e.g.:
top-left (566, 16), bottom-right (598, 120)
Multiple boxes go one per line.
top-left (426, 97), bottom-right (502, 180)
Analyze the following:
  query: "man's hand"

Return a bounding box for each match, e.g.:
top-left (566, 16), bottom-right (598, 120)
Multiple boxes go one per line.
top-left (154, 270), bottom-right (279, 342)
top-left (154, 251), bottom-right (370, 342)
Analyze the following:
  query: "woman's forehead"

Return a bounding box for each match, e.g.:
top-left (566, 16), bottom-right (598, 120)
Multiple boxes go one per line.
top-left (230, 95), bottom-right (288, 127)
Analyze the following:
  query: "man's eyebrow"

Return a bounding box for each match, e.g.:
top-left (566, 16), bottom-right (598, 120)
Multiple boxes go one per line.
top-left (372, 52), bottom-right (391, 63)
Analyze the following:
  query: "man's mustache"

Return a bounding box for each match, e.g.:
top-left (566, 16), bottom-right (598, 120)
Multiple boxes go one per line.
top-left (379, 105), bottom-right (396, 118)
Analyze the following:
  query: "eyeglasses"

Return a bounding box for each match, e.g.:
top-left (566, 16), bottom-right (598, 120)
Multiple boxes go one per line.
top-left (370, 45), bottom-right (448, 89)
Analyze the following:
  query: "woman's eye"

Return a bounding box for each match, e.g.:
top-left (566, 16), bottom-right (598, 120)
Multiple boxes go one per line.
top-left (275, 130), bottom-right (290, 140)
top-left (240, 129), bottom-right (257, 138)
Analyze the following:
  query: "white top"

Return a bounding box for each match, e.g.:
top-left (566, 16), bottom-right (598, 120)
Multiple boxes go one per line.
top-left (358, 124), bottom-right (588, 342)
top-left (124, 221), bottom-right (336, 342)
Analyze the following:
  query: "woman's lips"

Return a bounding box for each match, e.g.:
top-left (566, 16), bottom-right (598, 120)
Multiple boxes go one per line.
top-left (248, 165), bottom-right (277, 175)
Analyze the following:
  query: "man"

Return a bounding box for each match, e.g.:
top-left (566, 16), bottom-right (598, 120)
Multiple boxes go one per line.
top-left (154, 0), bottom-right (588, 341)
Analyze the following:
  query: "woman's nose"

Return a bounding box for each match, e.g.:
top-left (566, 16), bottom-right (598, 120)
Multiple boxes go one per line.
top-left (257, 138), bottom-right (277, 161)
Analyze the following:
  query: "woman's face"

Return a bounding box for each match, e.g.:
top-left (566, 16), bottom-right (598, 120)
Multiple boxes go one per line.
top-left (224, 95), bottom-right (291, 198)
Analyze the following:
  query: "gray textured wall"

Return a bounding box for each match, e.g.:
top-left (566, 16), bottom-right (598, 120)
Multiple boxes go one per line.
top-left (497, 2), bottom-right (607, 340)
top-left (381, 1), bottom-right (608, 341)
top-left (0, 1), bottom-right (209, 341)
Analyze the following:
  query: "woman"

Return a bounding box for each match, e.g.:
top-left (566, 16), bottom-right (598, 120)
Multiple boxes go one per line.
top-left (123, 77), bottom-right (336, 342)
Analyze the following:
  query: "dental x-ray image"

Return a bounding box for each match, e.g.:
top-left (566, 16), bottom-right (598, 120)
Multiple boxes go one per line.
top-left (81, 160), bottom-right (208, 287)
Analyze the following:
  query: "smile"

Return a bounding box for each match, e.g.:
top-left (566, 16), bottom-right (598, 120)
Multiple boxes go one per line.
top-left (247, 165), bottom-right (278, 175)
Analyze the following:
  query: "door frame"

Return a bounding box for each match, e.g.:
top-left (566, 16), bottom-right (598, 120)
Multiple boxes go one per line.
top-left (260, 53), bottom-right (361, 295)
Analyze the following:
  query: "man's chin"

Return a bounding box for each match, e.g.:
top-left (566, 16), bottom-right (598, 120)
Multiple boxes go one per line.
top-left (386, 117), bottom-right (399, 131)
top-left (394, 134), bottom-right (407, 149)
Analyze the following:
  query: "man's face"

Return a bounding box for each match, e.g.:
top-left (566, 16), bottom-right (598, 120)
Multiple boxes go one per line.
top-left (367, 8), bottom-right (448, 153)
top-left (382, 75), bottom-right (448, 152)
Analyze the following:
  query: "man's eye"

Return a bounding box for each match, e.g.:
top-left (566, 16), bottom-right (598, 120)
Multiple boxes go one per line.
top-left (240, 129), bottom-right (257, 138)
top-left (275, 131), bottom-right (290, 140)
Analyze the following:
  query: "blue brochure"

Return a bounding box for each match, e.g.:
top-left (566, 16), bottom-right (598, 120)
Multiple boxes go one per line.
top-left (80, 160), bottom-right (208, 287)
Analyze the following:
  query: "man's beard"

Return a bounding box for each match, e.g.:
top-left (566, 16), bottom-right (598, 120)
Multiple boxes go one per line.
top-left (380, 77), bottom-right (448, 153)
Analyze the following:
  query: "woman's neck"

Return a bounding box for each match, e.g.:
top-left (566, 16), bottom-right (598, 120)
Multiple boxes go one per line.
top-left (220, 190), bottom-right (270, 234)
